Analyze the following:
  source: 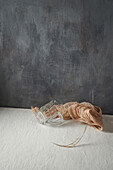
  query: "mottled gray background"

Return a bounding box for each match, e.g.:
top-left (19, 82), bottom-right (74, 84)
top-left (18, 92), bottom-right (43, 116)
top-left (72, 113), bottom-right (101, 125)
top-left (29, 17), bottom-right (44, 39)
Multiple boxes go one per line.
top-left (0, 0), bottom-right (113, 114)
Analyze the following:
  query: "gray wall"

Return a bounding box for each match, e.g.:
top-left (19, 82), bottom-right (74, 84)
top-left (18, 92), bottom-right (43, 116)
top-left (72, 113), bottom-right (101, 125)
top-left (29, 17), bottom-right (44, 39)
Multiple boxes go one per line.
top-left (0, 0), bottom-right (113, 114)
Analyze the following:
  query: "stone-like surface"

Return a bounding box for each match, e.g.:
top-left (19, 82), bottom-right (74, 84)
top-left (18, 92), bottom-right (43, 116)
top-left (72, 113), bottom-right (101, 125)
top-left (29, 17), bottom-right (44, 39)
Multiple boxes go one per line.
top-left (0, 0), bottom-right (113, 113)
top-left (0, 108), bottom-right (113, 170)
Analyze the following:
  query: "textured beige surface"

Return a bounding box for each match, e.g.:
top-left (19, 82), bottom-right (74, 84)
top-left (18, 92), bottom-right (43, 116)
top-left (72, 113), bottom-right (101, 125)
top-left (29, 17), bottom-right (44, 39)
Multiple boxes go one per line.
top-left (0, 108), bottom-right (113, 170)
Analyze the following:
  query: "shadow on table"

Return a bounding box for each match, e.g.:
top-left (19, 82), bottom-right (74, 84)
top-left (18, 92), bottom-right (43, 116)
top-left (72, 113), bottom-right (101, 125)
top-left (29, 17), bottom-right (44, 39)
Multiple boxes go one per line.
top-left (103, 115), bottom-right (113, 133)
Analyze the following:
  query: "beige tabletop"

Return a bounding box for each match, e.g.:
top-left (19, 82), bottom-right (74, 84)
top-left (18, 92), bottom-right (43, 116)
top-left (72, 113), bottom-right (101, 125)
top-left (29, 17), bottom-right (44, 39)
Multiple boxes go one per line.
top-left (0, 108), bottom-right (113, 170)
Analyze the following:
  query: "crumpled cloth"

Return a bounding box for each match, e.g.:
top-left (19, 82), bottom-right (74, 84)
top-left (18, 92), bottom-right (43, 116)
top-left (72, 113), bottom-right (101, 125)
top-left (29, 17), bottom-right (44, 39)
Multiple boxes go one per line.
top-left (32, 102), bottom-right (103, 131)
